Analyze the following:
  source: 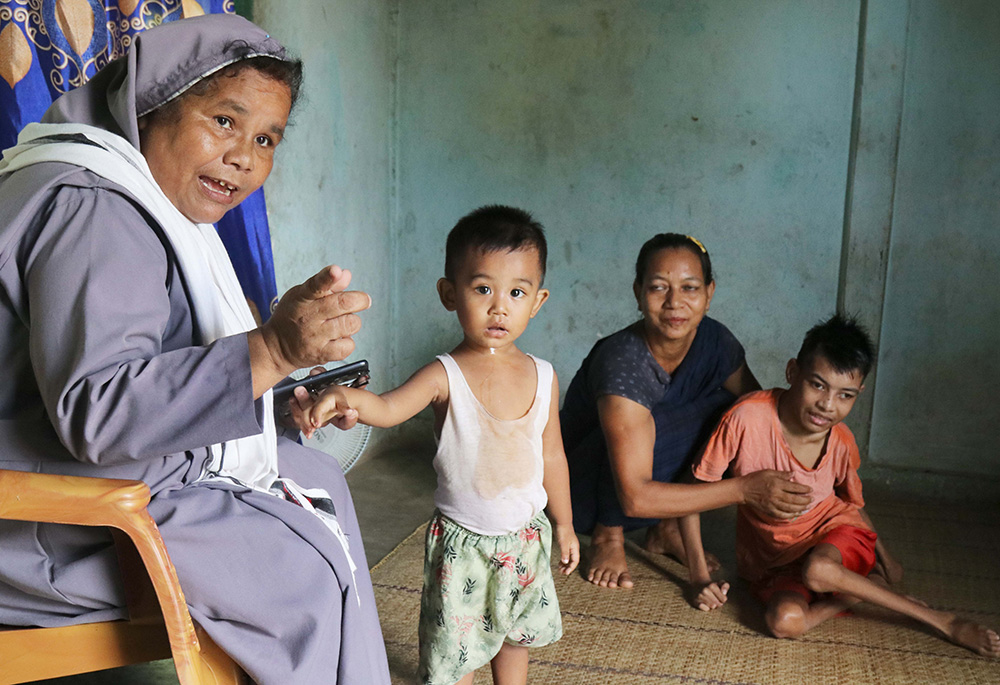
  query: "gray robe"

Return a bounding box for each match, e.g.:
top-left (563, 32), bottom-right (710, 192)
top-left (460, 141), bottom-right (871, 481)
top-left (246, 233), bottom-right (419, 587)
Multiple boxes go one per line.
top-left (0, 15), bottom-right (389, 684)
top-left (0, 162), bottom-right (390, 684)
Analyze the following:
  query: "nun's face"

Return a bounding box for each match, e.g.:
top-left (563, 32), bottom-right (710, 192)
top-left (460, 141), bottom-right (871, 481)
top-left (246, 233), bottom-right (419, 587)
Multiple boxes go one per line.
top-left (139, 69), bottom-right (291, 224)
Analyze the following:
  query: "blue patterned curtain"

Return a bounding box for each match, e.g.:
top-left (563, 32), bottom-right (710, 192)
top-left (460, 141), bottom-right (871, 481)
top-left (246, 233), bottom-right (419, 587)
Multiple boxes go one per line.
top-left (1, 0), bottom-right (279, 321)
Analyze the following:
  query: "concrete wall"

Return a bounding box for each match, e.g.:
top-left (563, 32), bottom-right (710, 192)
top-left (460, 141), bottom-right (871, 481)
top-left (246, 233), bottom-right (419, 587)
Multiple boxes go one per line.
top-left (251, 1), bottom-right (397, 451)
top-left (867, 1), bottom-right (1000, 476)
top-left (393, 0), bottom-right (860, 431)
top-left (253, 0), bottom-right (999, 479)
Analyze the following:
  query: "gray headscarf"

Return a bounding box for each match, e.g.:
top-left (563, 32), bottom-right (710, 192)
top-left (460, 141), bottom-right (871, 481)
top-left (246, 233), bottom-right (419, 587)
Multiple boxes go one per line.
top-left (42, 13), bottom-right (291, 149)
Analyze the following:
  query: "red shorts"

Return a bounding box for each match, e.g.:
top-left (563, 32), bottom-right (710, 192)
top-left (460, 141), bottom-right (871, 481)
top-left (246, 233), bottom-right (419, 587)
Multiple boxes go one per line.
top-left (752, 525), bottom-right (878, 605)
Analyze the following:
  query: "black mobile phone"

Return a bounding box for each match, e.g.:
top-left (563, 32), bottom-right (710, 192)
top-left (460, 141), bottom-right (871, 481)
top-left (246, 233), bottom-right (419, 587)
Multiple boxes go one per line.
top-left (272, 360), bottom-right (370, 419)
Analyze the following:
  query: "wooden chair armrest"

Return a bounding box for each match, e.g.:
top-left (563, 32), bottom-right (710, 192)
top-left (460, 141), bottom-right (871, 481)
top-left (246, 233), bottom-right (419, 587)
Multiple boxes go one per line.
top-left (0, 470), bottom-right (150, 528)
top-left (0, 469), bottom-right (208, 678)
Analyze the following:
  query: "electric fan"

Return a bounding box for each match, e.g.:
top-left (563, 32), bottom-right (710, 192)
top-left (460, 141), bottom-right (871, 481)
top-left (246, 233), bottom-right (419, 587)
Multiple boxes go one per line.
top-left (286, 362), bottom-right (372, 473)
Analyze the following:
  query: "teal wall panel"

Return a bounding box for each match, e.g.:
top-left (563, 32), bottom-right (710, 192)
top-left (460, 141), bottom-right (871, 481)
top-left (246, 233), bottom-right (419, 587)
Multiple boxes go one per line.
top-left (251, 0), bottom-right (1000, 478)
top-left (868, 0), bottom-right (1000, 476)
top-left (251, 1), bottom-right (397, 449)
top-left (839, 0), bottom-right (910, 449)
top-left (393, 0), bottom-right (860, 406)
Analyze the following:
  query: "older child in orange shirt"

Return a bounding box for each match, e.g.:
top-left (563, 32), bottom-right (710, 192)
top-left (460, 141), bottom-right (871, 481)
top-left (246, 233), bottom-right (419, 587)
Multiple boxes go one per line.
top-left (680, 314), bottom-right (999, 657)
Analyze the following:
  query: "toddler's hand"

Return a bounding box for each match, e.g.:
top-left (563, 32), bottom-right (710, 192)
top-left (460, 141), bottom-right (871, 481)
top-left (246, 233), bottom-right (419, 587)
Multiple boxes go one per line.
top-left (687, 580), bottom-right (729, 612)
top-left (555, 524), bottom-right (580, 576)
top-left (291, 384), bottom-right (358, 439)
top-left (283, 367), bottom-right (325, 434)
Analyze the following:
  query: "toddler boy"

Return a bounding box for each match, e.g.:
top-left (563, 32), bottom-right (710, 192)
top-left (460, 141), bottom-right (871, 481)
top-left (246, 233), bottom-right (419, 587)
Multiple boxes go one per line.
top-left (297, 205), bottom-right (580, 684)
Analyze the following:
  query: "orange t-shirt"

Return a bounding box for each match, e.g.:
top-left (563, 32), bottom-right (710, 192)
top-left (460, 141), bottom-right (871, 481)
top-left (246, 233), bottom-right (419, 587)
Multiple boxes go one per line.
top-left (692, 389), bottom-right (870, 582)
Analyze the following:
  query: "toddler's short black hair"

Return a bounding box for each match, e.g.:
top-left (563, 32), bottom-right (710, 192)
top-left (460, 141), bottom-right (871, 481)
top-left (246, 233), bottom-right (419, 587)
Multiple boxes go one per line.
top-left (634, 233), bottom-right (713, 286)
top-left (444, 205), bottom-right (547, 283)
top-left (797, 313), bottom-right (875, 380)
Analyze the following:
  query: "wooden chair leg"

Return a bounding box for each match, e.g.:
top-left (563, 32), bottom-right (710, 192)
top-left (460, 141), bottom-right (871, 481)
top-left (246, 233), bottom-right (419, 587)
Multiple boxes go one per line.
top-left (191, 626), bottom-right (247, 685)
top-left (112, 531), bottom-right (247, 683)
top-left (112, 529), bottom-right (164, 622)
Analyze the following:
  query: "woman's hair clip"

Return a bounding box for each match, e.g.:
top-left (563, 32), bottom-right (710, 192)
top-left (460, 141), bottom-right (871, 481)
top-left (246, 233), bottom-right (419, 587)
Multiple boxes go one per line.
top-left (687, 235), bottom-right (707, 253)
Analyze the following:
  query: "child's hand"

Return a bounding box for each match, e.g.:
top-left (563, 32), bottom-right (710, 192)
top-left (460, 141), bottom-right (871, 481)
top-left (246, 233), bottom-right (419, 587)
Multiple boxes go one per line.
top-left (555, 524), bottom-right (580, 576)
top-left (687, 579), bottom-right (730, 612)
top-left (286, 385), bottom-right (316, 435)
top-left (290, 384), bottom-right (358, 439)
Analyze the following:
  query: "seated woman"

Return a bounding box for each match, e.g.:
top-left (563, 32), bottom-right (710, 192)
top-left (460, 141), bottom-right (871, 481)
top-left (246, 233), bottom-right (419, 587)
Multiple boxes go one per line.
top-left (0, 15), bottom-right (389, 684)
top-left (561, 233), bottom-right (813, 588)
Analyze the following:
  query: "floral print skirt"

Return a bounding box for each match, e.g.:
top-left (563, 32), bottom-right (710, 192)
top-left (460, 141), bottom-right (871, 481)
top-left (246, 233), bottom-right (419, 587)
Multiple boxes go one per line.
top-left (417, 511), bottom-right (563, 684)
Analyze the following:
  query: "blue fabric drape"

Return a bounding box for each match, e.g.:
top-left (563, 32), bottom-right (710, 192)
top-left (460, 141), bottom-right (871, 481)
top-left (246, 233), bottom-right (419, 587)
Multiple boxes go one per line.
top-left (1, 0), bottom-right (278, 320)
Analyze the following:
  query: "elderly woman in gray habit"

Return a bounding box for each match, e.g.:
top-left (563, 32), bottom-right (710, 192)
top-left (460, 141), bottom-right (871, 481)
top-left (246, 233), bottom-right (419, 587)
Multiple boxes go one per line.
top-left (0, 14), bottom-right (390, 684)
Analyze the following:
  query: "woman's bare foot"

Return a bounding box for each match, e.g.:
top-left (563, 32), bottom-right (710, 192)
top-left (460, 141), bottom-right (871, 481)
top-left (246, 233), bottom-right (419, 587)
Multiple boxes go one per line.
top-left (643, 518), bottom-right (720, 572)
top-left (586, 524), bottom-right (634, 589)
top-left (944, 618), bottom-right (1000, 657)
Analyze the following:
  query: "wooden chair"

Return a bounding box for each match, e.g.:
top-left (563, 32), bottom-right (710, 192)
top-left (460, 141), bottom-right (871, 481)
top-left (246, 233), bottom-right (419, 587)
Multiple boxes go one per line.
top-left (0, 469), bottom-right (245, 684)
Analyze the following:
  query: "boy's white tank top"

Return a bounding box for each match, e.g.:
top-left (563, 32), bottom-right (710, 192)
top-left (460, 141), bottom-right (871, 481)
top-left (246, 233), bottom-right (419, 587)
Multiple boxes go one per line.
top-left (433, 353), bottom-right (551, 535)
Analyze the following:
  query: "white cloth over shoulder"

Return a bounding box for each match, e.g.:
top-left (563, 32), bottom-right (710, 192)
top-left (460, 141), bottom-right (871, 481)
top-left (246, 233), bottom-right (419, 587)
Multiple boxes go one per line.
top-left (433, 353), bottom-right (551, 535)
top-left (0, 122), bottom-right (280, 490)
top-left (0, 126), bottom-right (361, 602)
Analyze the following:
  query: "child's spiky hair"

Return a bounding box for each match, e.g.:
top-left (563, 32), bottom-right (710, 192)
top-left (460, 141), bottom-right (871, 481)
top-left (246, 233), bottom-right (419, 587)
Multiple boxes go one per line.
top-left (444, 205), bottom-right (547, 283)
top-left (797, 313), bottom-right (875, 379)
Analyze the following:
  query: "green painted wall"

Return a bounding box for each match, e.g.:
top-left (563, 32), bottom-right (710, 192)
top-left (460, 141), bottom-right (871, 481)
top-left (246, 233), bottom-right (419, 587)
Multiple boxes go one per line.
top-left (392, 0), bottom-right (860, 433)
top-left (253, 0), bottom-right (1000, 479)
top-left (250, 1), bottom-right (397, 451)
top-left (867, 1), bottom-right (1000, 476)
top-left (232, 0), bottom-right (252, 19)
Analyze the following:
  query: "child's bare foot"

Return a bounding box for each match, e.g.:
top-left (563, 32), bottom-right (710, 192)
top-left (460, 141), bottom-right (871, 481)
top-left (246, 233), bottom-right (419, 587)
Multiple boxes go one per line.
top-left (944, 618), bottom-right (1000, 657)
top-left (586, 524), bottom-right (634, 589)
top-left (643, 518), bottom-right (720, 572)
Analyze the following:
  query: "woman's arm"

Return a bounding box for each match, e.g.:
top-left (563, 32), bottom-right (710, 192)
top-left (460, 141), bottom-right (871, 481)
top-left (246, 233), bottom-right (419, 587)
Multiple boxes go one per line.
top-left (599, 395), bottom-right (811, 519)
top-left (722, 361), bottom-right (761, 398)
top-left (26, 187), bottom-right (267, 464)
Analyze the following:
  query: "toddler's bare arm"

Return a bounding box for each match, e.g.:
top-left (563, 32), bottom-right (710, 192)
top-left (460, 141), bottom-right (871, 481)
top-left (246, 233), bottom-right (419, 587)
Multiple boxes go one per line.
top-left (301, 360), bottom-right (448, 432)
top-left (541, 372), bottom-right (580, 575)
